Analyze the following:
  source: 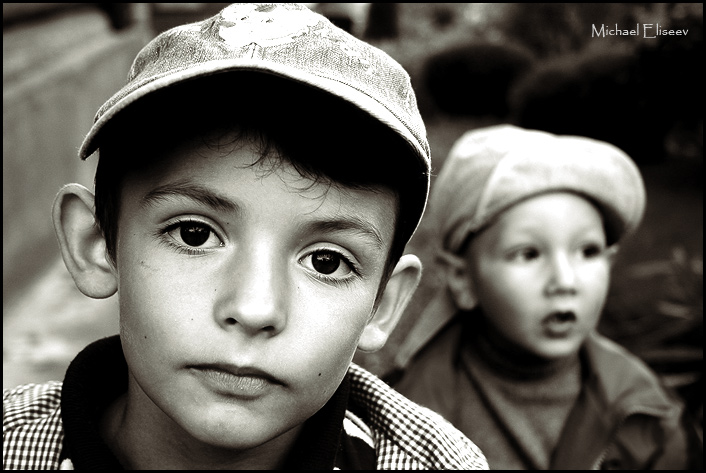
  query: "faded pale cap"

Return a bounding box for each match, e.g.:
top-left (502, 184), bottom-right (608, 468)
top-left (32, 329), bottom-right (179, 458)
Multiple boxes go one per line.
top-left (431, 124), bottom-right (646, 254)
top-left (79, 3), bottom-right (430, 241)
top-left (80, 3), bottom-right (429, 164)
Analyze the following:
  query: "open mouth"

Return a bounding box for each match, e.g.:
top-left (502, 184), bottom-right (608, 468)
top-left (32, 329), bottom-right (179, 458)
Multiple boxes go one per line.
top-left (549, 311), bottom-right (577, 323)
top-left (542, 311), bottom-right (577, 336)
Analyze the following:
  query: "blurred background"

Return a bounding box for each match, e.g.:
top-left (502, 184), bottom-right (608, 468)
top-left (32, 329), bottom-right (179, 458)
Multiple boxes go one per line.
top-left (3, 3), bottom-right (702, 434)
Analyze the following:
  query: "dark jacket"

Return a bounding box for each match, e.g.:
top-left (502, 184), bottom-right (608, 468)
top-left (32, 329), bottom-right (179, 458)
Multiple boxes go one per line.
top-left (392, 296), bottom-right (700, 469)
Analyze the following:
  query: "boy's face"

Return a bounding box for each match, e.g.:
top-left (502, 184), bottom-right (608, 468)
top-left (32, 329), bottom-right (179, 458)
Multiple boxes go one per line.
top-left (114, 137), bottom-right (397, 450)
top-left (464, 192), bottom-right (611, 360)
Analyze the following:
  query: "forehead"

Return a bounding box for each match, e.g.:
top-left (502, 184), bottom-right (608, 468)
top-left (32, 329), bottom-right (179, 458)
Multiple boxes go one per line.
top-left (130, 127), bottom-right (395, 196)
top-left (471, 192), bottom-right (606, 249)
top-left (96, 71), bottom-right (426, 252)
top-left (122, 135), bottom-right (398, 242)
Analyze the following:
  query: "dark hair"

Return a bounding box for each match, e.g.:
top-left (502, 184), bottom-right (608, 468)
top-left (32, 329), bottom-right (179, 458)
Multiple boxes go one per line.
top-left (94, 72), bottom-right (427, 301)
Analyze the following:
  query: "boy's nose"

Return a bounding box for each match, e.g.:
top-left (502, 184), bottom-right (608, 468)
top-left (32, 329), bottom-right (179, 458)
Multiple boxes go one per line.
top-left (545, 253), bottom-right (578, 296)
top-left (213, 249), bottom-right (287, 336)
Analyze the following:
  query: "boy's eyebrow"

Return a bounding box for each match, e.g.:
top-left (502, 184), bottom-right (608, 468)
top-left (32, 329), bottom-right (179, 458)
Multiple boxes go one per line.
top-left (141, 180), bottom-right (239, 213)
top-left (302, 218), bottom-right (385, 250)
top-left (142, 181), bottom-right (385, 248)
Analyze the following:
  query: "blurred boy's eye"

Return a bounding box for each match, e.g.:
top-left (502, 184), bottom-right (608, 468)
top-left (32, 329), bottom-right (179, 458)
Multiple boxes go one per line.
top-left (508, 247), bottom-right (539, 262)
top-left (582, 243), bottom-right (604, 258)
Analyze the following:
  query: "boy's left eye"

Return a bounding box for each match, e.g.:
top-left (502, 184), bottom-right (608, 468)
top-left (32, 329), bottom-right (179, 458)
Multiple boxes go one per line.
top-left (301, 249), bottom-right (356, 280)
top-left (312, 251), bottom-right (342, 274)
top-left (581, 243), bottom-right (604, 258)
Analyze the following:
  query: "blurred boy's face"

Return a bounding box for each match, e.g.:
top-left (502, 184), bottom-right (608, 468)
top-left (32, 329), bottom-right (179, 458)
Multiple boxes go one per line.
top-left (114, 137), bottom-right (396, 452)
top-left (465, 192), bottom-right (611, 360)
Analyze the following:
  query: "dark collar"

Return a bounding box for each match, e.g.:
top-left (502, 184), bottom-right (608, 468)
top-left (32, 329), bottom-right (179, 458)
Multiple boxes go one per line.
top-left (60, 335), bottom-right (356, 469)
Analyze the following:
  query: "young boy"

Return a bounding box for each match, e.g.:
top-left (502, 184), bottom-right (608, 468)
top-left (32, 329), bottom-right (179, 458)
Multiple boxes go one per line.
top-left (391, 124), bottom-right (700, 469)
top-left (2, 4), bottom-right (487, 470)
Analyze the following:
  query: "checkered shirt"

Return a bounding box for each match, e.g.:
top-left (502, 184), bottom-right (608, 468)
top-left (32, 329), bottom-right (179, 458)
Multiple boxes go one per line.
top-left (4, 365), bottom-right (486, 470)
top-left (3, 382), bottom-right (64, 469)
top-left (347, 363), bottom-right (487, 469)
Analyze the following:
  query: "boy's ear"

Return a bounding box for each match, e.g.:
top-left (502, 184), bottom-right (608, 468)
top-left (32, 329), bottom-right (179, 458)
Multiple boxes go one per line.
top-left (606, 245), bottom-right (619, 267)
top-left (52, 184), bottom-right (117, 299)
top-left (437, 250), bottom-right (478, 311)
top-left (357, 254), bottom-right (422, 353)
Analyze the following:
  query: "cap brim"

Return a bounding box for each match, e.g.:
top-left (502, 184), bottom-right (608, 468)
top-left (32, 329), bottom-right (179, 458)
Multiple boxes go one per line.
top-left (79, 59), bottom-right (427, 167)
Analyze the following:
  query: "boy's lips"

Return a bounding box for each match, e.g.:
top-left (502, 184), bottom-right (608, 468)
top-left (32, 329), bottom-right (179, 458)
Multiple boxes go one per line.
top-left (541, 311), bottom-right (577, 337)
top-left (190, 363), bottom-right (284, 399)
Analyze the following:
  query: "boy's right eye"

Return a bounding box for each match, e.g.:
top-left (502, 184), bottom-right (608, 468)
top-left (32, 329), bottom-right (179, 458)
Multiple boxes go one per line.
top-left (507, 247), bottom-right (540, 262)
top-left (178, 223), bottom-right (211, 246)
top-left (163, 220), bottom-right (223, 253)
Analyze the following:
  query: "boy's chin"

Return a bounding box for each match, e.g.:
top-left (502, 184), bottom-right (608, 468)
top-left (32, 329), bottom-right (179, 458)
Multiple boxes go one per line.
top-left (182, 415), bottom-right (302, 452)
top-left (529, 337), bottom-right (585, 361)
